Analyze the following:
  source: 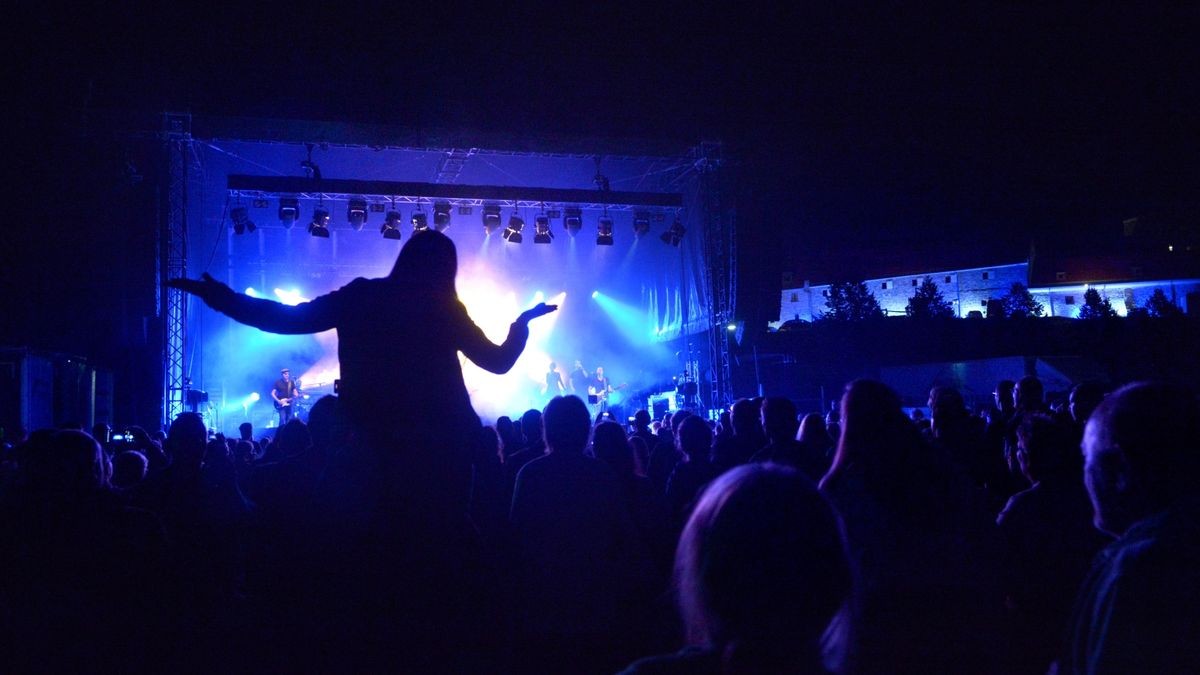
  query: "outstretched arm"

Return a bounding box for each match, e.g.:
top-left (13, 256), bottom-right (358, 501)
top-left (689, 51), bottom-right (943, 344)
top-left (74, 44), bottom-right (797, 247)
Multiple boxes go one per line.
top-left (167, 273), bottom-right (339, 335)
top-left (460, 302), bottom-right (557, 374)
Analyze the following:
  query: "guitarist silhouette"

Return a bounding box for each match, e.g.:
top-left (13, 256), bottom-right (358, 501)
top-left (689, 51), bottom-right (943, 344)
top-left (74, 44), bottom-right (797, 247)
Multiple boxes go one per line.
top-left (271, 367), bottom-right (302, 426)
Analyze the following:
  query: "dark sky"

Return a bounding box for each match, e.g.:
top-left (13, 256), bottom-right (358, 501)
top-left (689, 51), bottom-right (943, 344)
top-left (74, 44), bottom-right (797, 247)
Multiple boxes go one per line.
top-left (7, 3), bottom-right (1199, 339)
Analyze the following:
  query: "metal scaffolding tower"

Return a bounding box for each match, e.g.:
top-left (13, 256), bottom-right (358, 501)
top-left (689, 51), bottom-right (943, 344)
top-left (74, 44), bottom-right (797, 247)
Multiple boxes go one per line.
top-left (161, 113), bottom-right (192, 426)
top-left (699, 142), bottom-right (735, 412)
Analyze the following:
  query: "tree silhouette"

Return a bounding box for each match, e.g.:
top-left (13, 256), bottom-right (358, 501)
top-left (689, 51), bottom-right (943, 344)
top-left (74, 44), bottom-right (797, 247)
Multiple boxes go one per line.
top-left (821, 281), bottom-right (884, 320)
top-left (905, 277), bottom-right (955, 318)
top-left (1078, 288), bottom-right (1118, 319)
top-left (1001, 282), bottom-right (1045, 317)
top-left (1145, 288), bottom-right (1184, 318)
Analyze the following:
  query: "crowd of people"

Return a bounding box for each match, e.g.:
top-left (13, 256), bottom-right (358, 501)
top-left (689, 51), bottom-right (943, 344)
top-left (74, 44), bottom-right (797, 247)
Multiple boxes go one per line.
top-left (2, 233), bottom-right (1196, 673)
top-left (2, 377), bottom-right (1197, 673)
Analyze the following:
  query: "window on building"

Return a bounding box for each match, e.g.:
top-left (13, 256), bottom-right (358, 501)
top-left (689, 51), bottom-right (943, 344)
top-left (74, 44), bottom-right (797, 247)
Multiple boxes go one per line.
top-left (881, 281), bottom-right (892, 290)
top-left (944, 275), bottom-right (952, 283)
top-left (790, 292), bottom-right (799, 302)
top-left (911, 279), bottom-right (919, 287)
top-left (1056, 271), bottom-right (1066, 281)
top-left (982, 272), bottom-right (991, 280)
top-left (1065, 296), bottom-right (1075, 305)
top-left (981, 299), bottom-right (988, 307)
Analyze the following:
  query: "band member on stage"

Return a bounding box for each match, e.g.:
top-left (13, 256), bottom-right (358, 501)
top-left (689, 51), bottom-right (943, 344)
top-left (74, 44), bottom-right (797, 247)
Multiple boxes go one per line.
top-left (587, 366), bottom-right (613, 414)
top-left (544, 361), bottom-right (565, 398)
top-left (271, 367), bottom-right (302, 426)
top-left (569, 360), bottom-right (589, 394)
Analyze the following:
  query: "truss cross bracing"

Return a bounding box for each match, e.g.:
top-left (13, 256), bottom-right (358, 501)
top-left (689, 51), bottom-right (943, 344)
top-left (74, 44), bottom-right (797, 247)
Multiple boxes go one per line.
top-left (161, 113), bottom-right (192, 427)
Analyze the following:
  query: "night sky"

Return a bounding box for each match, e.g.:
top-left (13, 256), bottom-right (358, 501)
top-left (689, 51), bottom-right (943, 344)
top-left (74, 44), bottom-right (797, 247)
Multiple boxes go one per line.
top-left (6, 3), bottom-right (1198, 350)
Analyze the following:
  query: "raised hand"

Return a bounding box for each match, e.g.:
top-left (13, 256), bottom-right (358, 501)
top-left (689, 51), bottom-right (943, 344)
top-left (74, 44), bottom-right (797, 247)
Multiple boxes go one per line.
top-left (517, 303), bottom-right (558, 325)
top-left (165, 273), bottom-right (234, 304)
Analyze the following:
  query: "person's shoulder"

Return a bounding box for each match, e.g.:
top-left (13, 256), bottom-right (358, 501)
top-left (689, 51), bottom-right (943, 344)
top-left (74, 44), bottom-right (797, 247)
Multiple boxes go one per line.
top-left (618, 647), bottom-right (720, 675)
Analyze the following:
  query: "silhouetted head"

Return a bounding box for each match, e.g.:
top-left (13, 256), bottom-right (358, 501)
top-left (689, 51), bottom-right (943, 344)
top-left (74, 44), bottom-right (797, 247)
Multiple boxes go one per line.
top-left (994, 380), bottom-right (1016, 413)
top-left (306, 395), bottom-right (342, 454)
top-left (238, 422), bottom-right (254, 440)
top-left (730, 398), bottom-right (762, 438)
top-left (823, 379), bottom-right (918, 488)
top-left (390, 230), bottom-right (457, 291)
top-left (760, 397), bottom-right (799, 443)
top-left (676, 464), bottom-right (852, 661)
top-left (634, 409), bottom-right (652, 429)
top-left (167, 412), bottom-right (207, 468)
top-left (542, 395), bottom-right (591, 454)
top-left (1016, 413), bottom-right (1079, 484)
top-left (797, 413), bottom-right (829, 446)
top-left (1015, 376), bottom-right (1043, 410)
top-left (39, 429), bottom-right (110, 492)
top-left (1083, 382), bottom-right (1200, 536)
top-left (548, 361), bottom-right (557, 372)
top-left (521, 409), bottom-right (543, 444)
top-left (928, 386), bottom-right (968, 436)
top-left (593, 421), bottom-right (635, 477)
top-left (273, 418), bottom-right (311, 458)
top-left (111, 450), bottom-right (148, 489)
top-left (1069, 382), bottom-right (1106, 425)
top-left (677, 415), bottom-right (713, 462)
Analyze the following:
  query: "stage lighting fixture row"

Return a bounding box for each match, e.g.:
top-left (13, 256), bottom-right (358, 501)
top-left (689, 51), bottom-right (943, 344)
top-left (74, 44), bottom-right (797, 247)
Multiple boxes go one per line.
top-left (596, 216), bottom-right (614, 246)
top-left (411, 210), bottom-right (429, 232)
top-left (347, 198), bottom-right (368, 230)
top-left (533, 214), bottom-right (553, 244)
top-left (381, 210), bottom-right (403, 240)
top-left (433, 201), bottom-right (452, 231)
top-left (278, 198), bottom-right (300, 229)
top-left (661, 217), bottom-right (685, 246)
top-left (503, 212), bottom-right (524, 243)
top-left (309, 206), bottom-right (331, 238)
top-left (482, 205), bottom-right (502, 234)
top-left (563, 207), bottom-right (582, 237)
top-left (231, 206), bottom-right (256, 235)
top-left (633, 211), bottom-right (651, 237)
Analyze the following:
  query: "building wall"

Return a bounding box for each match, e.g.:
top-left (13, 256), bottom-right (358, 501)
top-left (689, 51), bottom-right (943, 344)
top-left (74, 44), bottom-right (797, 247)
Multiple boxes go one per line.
top-left (772, 261), bottom-right (1199, 326)
top-left (773, 262), bottom-right (1028, 325)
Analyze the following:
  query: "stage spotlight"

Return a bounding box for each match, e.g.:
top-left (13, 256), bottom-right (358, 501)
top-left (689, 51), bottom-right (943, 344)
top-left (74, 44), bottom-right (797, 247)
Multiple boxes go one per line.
top-left (533, 214), bottom-right (553, 244)
top-left (347, 198), bottom-right (368, 230)
top-left (633, 211), bottom-right (650, 237)
top-left (309, 206), bottom-right (331, 238)
top-left (660, 217), bottom-right (686, 246)
top-left (433, 201), bottom-right (452, 231)
top-left (591, 290), bottom-right (600, 299)
top-left (564, 207), bottom-right (582, 236)
top-left (482, 205), bottom-right (502, 234)
top-left (596, 216), bottom-right (614, 246)
top-left (411, 209), bottom-right (429, 232)
top-left (503, 211), bottom-right (524, 243)
top-left (231, 206), bottom-right (256, 235)
top-left (278, 198), bottom-right (300, 229)
top-left (381, 210), bottom-right (403, 240)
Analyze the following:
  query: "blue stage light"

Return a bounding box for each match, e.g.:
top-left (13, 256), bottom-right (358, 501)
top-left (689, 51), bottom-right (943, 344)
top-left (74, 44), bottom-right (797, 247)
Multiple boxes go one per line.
top-left (596, 216), bottom-right (614, 246)
top-left (231, 206), bottom-right (256, 235)
top-left (592, 291), bottom-right (600, 299)
top-left (433, 201), bottom-right (452, 231)
top-left (381, 210), bottom-right (403, 240)
top-left (308, 206), bottom-right (331, 238)
top-left (278, 198), bottom-right (300, 229)
top-left (347, 198), bottom-right (368, 231)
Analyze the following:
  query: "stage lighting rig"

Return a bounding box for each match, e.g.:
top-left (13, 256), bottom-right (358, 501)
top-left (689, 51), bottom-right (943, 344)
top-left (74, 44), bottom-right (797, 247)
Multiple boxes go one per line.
top-left (503, 209), bottom-right (524, 243)
top-left (661, 216), bottom-right (685, 246)
top-left (564, 207), bottom-right (582, 237)
top-left (347, 198), bottom-right (368, 230)
top-left (533, 214), bottom-right (553, 244)
top-left (278, 198), bottom-right (300, 229)
top-left (433, 201), bottom-right (452, 231)
top-left (596, 215), bottom-right (614, 246)
top-left (309, 205), bottom-right (331, 238)
top-left (633, 211), bottom-right (650, 237)
top-left (231, 206), bottom-right (256, 235)
top-left (411, 207), bottom-right (429, 232)
top-left (381, 209), bottom-right (403, 240)
top-left (482, 205), bottom-right (502, 234)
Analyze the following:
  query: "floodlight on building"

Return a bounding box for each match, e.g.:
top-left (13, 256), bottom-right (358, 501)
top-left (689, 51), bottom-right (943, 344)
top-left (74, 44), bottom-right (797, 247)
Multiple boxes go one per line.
top-left (308, 205), bottom-right (331, 238)
top-left (633, 211), bottom-right (651, 237)
top-left (381, 209), bottom-right (403, 240)
top-left (533, 214), bottom-right (553, 244)
top-left (660, 216), bottom-right (685, 246)
top-left (596, 215), bottom-right (614, 246)
top-left (503, 209), bottom-right (524, 243)
top-left (278, 198), bottom-right (300, 229)
top-left (564, 207), bottom-right (582, 237)
top-left (231, 206), bottom-right (256, 235)
top-left (482, 205), bottom-right (502, 234)
top-left (347, 198), bottom-right (368, 230)
top-left (433, 201), bottom-right (452, 231)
